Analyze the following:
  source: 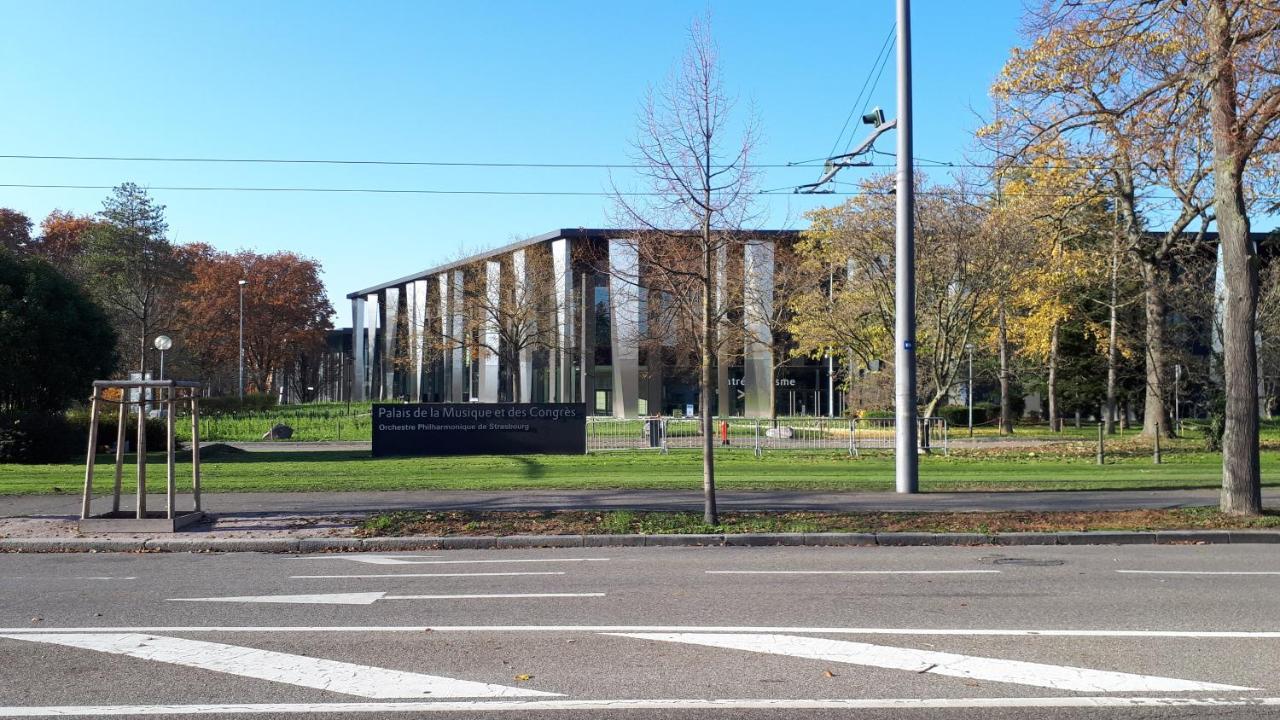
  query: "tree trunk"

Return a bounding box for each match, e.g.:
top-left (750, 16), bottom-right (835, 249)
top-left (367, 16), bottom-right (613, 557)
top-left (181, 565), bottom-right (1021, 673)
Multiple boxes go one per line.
top-left (138, 317), bottom-right (148, 375)
top-left (1047, 320), bottom-right (1060, 432)
top-left (1206, 0), bottom-right (1261, 515)
top-left (1140, 261), bottom-right (1173, 437)
top-left (998, 302), bottom-right (1013, 435)
top-left (921, 391), bottom-right (944, 419)
top-left (700, 240), bottom-right (718, 525)
top-left (1105, 239), bottom-right (1120, 435)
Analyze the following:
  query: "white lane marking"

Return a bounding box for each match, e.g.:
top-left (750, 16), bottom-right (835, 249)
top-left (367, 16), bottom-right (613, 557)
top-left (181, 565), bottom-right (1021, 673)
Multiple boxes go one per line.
top-left (297, 555), bottom-right (444, 561)
top-left (3, 625), bottom-right (1280, 639)
top-left (0, 633), bottom-right (556, 699)
top-left (167, 592), bottom-right (604, 605)
top-left (295, 557), bottom-right (608, 566)
top-left (291, 572), bottom-right (567, 579)
top-left (707, 570), bottom-right (1001, 575)
top-left (609, 633), bottom-right (1252, 693)
top-left (0, 697), bottom-right (1277, 715)
top-left (1119, 570), bottom-right (1280, 576)
top-left (385, 593), bottom-right (604, 600)
top-left (170, 593), bottom-right (386, 605)
top-left (0, 577), bottom-right (137, 581)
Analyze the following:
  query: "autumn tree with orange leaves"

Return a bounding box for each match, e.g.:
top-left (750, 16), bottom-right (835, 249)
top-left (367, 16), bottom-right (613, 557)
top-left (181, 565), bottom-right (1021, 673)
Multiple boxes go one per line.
top-left (180, 247), bottom-right (333, 397)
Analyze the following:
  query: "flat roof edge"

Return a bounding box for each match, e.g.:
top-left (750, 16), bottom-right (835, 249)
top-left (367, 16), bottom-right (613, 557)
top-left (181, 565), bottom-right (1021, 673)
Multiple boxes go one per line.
top-left (345, 227), bottom-right (798, 299)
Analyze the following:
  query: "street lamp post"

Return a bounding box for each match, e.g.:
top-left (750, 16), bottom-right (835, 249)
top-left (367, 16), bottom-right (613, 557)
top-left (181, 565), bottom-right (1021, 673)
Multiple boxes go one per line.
top-left (154, 335), bottom-right (173, 381)
top-left (238, 279), bottom-right (247, 400)
top-left (966, 343), bottom-right (974, 438)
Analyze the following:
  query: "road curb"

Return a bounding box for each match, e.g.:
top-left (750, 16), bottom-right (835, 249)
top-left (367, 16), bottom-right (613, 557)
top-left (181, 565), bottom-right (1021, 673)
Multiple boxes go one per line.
top-left (3, 529), bottom-right (1279, 553)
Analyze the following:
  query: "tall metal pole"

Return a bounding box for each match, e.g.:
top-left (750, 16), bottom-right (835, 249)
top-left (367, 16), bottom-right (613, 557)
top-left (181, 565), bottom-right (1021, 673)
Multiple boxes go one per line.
top-left (827, 269), bottom-right (835, 417)
top-left (238, 279), bottom-right (246, 400)
top-left (580, 272), bottom-right (588, 407)
top-left (967, 344), bottom-right (974, 438)
top-left (894, 0), bottom-right (918, 493)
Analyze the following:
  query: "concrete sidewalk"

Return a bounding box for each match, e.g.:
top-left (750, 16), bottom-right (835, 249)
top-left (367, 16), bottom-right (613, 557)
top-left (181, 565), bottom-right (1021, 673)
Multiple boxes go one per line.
top-left (4, 487), bottom-right (1276, 519)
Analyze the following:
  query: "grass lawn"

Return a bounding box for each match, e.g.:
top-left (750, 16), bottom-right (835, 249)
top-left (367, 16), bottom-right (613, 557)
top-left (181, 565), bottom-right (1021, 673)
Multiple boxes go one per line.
top-left (1, 444), bottom-right (1277, 496)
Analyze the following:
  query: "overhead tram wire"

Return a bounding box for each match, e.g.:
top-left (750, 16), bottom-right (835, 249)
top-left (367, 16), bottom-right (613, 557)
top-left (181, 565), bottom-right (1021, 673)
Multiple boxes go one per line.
top-left (0, 154), bottom-right (814, 170)
top-left (6, 183), bottom-right (1270, 202)
top-left (0, 152), bottom-right (1152, 173)
top-left (842, 32), bottom-right (896, 157)
top-left (820, 23), bottom-right (897, 167)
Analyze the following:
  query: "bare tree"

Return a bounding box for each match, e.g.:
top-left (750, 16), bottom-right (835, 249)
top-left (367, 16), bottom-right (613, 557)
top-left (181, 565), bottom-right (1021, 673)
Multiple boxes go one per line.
top-left (425, 253), bottom-right (564, 403)
top-left (610, 14), bottom-right (760, 524)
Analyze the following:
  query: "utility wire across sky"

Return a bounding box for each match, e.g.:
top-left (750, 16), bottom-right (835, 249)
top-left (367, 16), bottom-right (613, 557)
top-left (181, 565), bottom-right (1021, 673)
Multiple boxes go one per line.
top-left (2, 182), bottom-right (1266, 201)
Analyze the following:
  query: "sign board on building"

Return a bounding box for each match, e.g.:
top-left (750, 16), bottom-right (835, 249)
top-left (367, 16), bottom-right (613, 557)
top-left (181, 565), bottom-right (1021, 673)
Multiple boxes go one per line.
top-left (371, 403), bottom-right (587, 457)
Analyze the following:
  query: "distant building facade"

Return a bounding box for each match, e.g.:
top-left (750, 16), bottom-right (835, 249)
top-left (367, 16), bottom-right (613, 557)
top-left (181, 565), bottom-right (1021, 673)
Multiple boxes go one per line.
top-left (346, 228), bottom-right (849, 417)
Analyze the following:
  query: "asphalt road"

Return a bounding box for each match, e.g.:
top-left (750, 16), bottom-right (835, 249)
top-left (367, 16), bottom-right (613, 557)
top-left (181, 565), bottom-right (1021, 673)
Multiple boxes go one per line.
top-left (1, 544), bottom-right (1279, 718)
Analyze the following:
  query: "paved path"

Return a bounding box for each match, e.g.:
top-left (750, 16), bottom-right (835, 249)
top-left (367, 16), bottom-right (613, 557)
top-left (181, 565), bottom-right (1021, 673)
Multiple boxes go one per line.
top-left (4, 487), bottom-right (1275, 519)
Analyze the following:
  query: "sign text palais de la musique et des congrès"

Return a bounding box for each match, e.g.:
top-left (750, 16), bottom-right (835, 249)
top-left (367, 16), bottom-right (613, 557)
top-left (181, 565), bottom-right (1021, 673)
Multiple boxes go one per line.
top-left (371, 403), bottom-right (587, 457)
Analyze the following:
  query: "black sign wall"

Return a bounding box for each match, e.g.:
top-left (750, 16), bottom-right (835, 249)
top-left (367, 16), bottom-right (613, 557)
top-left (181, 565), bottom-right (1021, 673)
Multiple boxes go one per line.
top-left (371, 403), bottom-right (587, 457)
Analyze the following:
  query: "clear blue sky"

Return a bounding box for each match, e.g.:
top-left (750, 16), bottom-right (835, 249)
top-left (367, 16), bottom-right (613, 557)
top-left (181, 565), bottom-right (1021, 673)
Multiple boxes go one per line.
top-left (1, 0), bottom-right (1024, 321)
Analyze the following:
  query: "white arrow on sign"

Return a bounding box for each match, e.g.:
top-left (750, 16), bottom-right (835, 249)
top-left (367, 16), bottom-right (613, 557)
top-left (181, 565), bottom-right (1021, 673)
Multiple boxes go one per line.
top-left (169, 592), bottom-right (604, 605)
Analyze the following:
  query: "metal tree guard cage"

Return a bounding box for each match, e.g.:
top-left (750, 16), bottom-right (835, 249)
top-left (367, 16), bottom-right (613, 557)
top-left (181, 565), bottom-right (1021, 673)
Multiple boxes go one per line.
top-left (79, 379), bottom-right (205, 532)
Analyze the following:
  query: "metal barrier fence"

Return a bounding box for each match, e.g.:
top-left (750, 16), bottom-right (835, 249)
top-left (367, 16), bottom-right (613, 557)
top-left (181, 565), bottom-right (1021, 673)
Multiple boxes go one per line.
top-left (585, 416), bottom-right (948, 456)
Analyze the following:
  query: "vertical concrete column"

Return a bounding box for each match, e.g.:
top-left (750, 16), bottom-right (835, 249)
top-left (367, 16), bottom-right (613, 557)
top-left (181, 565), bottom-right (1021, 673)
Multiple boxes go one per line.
top-left (450, 270), bottom-right (465, 402)
top-left (410, 279), bottom-right (428, 402)
top-left (381, 287), bottom-right (400, 400)
top-left (551, 238), bottom-right (573, 402)
top-left (364, 293), bottom-right (379, 401)
top-left (403, 282), bottom-right (416, 402)
top-left (715, 242), bottom-right (731, 417)
top-left (582, 273), bottom-right (596, 411)
top-left (351, 297), bottom-right (366, 401)
top-left (743, 238), bottom-right (775, 418)
top-left (479, 260), bottom-right (501, 403)
top-left (608, 238), bottom-right (641, 418)
top-left (437, 274), bottom-right (449, 401)
top-left (513, 249), bottom-right (533, 403)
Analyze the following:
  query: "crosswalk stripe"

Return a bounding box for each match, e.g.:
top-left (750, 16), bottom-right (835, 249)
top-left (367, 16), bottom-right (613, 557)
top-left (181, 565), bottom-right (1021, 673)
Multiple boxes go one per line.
top-left (0, 634), bottom-right (558, 699)
top-left (0, 697), bottom-right (1277, 715)
top-left (608, 633), bottom-right (1251, 693)
top-left (2, 625), bottom-right (1280, 638)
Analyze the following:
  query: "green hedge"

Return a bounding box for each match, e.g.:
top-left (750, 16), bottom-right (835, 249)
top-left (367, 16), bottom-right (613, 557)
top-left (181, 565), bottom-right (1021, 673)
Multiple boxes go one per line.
top-left (1, 410), bottom-right (167, 464)
top-left (935, 403), bottom-right (996, 427)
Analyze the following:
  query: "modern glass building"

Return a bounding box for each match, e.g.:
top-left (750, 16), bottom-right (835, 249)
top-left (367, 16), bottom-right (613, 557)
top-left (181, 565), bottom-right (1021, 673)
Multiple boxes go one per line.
top-left (346, 228), bottom-right (856, 418)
